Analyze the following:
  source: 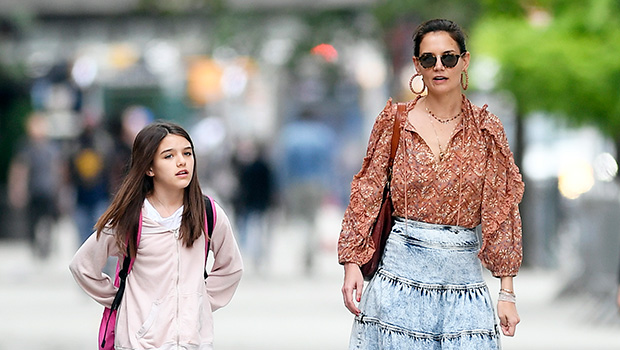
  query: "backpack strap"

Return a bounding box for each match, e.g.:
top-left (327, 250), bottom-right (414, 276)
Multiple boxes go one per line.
top-left (102, 211), bottom-right (142, 349)
top-left (111, 211), bottom-right (142, 298)
top-left (203, 195), bottom-right (217, 279)
top-left (127, 212), bottom-right (142, 275)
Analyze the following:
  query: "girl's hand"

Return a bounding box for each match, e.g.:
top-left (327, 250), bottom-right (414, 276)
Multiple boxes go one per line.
top-left (342, 263), bottom-right (364, 315)
top-left (497, 300), bottom-right (520, 336)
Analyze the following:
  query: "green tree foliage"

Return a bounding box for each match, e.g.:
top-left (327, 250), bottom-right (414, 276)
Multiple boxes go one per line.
top-left (471, 0), bottom-right (620, 138)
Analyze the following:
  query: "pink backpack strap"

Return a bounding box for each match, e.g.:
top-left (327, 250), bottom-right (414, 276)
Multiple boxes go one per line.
top-left (101, 211), bottom-right (142, 349)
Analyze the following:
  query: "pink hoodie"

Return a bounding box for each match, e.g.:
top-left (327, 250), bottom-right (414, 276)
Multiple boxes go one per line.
top-left (69, 201), bottom-right (243, 350)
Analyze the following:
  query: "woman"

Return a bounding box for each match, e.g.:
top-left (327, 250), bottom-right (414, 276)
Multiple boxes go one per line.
top-left (70, 121), bottom-right (243, 349)
top-left (339, 19), bottom-right (523, 349)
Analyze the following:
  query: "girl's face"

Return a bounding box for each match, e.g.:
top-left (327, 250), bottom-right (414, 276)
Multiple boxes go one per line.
top-left (413, 31), bottom-right (469, 94)
top-left (147, 134), bottom-right (195, 192)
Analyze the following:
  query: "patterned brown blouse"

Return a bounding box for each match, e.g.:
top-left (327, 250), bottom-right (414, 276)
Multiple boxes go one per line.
top-left (338, 95), bottom-right (524, 277)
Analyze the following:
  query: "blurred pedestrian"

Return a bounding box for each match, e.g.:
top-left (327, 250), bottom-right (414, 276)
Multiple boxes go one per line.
top-left (278, 107), bottom-right (336, 275)
top-left (339, 19), bottom-right (524, 349)
top-left (233, 139), bottom-right (275, 273)
top-left (7, 112), bottom-right (62, 259)
top-left (69, 121), bottom-right (243, 349)
top-left (68, 111), bottom-right (114, 244)
top-left (109, 105), bottom-right (153, 193)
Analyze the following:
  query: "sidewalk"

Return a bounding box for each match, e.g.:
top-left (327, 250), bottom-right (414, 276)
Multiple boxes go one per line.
top-left (1, 216), bottom-right (619, 349)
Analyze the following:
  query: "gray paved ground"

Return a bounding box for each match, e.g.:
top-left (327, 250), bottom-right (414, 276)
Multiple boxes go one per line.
top-left (1, 216), bottom-right (619, 350)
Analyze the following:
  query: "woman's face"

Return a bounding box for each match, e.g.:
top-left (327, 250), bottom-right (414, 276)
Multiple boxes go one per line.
top-left (414, 31), bottom-right (469, 95)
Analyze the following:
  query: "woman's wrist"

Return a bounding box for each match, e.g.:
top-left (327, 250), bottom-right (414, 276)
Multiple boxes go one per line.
top-left (499, 276), bottom-right (516, 303)
top-left (498, 291), bottom-right (516, 303)
top-left (344, 262), bottom-right (361, 272)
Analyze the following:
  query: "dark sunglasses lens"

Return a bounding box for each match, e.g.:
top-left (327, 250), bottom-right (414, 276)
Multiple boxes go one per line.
top-left (419, 55), bottom-right (436, 68)
top-left (441, 54), bottom-right (459, 68)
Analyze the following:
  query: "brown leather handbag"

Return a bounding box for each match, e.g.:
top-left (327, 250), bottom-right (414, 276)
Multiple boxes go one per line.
top-left (360, 102), bottom-right (406, 281)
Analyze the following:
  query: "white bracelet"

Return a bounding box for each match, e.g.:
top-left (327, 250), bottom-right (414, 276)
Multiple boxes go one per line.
top-left (498, 290), bottom-right (516, 303)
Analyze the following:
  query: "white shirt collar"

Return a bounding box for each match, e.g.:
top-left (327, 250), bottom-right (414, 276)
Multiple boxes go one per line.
top-left (144, 198), bottom-right (184, 231)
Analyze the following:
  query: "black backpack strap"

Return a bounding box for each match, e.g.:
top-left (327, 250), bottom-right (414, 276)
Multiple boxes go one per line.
top-left (203, 195), bottom-right (215, 279)
top-left (101, 246), bottom-right (131, 349)
top-left (111, 211), bottom-right (143, 311)
top-left (111, 250), bottom-right (131, 311)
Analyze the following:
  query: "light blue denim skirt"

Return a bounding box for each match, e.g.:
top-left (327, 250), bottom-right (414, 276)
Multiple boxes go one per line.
top-left (350, 218), bottom-right (500, 350)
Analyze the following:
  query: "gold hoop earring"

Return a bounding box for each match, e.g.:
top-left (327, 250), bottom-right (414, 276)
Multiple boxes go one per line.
top-left (409, 73), bottom-right (425, 95)
top-left (461, 70), bottom-right (469, 90)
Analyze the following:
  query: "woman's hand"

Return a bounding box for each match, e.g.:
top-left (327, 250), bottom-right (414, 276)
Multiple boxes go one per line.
top-left (497, 300), bottom-right (520, 336)
top-left (342, 263), bottom-right (364, 315)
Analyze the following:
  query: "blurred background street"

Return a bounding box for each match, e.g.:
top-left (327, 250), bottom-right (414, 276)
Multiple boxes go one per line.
top-left (1, 0), bottom-right (620, 349)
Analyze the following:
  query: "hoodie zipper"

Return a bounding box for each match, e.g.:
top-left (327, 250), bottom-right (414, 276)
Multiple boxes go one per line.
top-left (173, 227), bottom-right (181, 346)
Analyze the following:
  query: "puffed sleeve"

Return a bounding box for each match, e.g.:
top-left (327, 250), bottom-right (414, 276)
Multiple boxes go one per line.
top-left (69, 229), bottom-right (121, 308)
top-left (206, 202), bottom-right (243, 311)
top-left (338, 99), bottom-right (397, 265)
top-left (478, 108), bottom-right (525, 277)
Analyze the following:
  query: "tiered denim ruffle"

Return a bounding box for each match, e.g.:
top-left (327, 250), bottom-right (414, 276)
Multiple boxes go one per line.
top-left (350, 218), bottom-right (500, 350)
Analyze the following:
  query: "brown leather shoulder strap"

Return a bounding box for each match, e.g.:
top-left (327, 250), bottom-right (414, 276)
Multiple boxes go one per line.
top-left (389, 103), bottom-right (406, 165)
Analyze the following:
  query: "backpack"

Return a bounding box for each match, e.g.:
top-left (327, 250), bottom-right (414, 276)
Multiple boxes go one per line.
top-left (98, 195), bottom-right (216, 350)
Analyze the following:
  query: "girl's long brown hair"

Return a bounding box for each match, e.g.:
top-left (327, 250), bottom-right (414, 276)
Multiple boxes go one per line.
top-left (95, 121), bottom-right (206, 258)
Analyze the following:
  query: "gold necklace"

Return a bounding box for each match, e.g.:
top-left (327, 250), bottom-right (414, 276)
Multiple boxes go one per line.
top-left (426, 115), bottom-right (447, 161)
top-left (425, 105), bottom-right (466, 161)
top-left (425, 106), bottom-right (462, 124)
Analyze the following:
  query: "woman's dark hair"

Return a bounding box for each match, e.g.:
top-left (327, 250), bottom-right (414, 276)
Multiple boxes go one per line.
top-left (96, 120), bottom-right (206, 258)
top-left (412, 19), bottom-right (467, 57)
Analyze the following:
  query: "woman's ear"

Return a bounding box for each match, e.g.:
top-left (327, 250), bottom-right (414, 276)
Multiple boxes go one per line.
top-left (146, 168), bottom-right (154, 177)
top-left (412, 56), bottom-right (422, 74)
top-left (462, 51), bottom-right (471, 71)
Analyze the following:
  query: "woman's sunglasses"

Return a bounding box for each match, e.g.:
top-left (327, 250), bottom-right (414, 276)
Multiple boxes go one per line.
top-left (417, 52), bottom-right (465, 69)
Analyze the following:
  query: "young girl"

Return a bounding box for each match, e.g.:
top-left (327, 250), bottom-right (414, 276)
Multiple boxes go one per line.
top-left (70, 121), bottom-right (243, 350)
